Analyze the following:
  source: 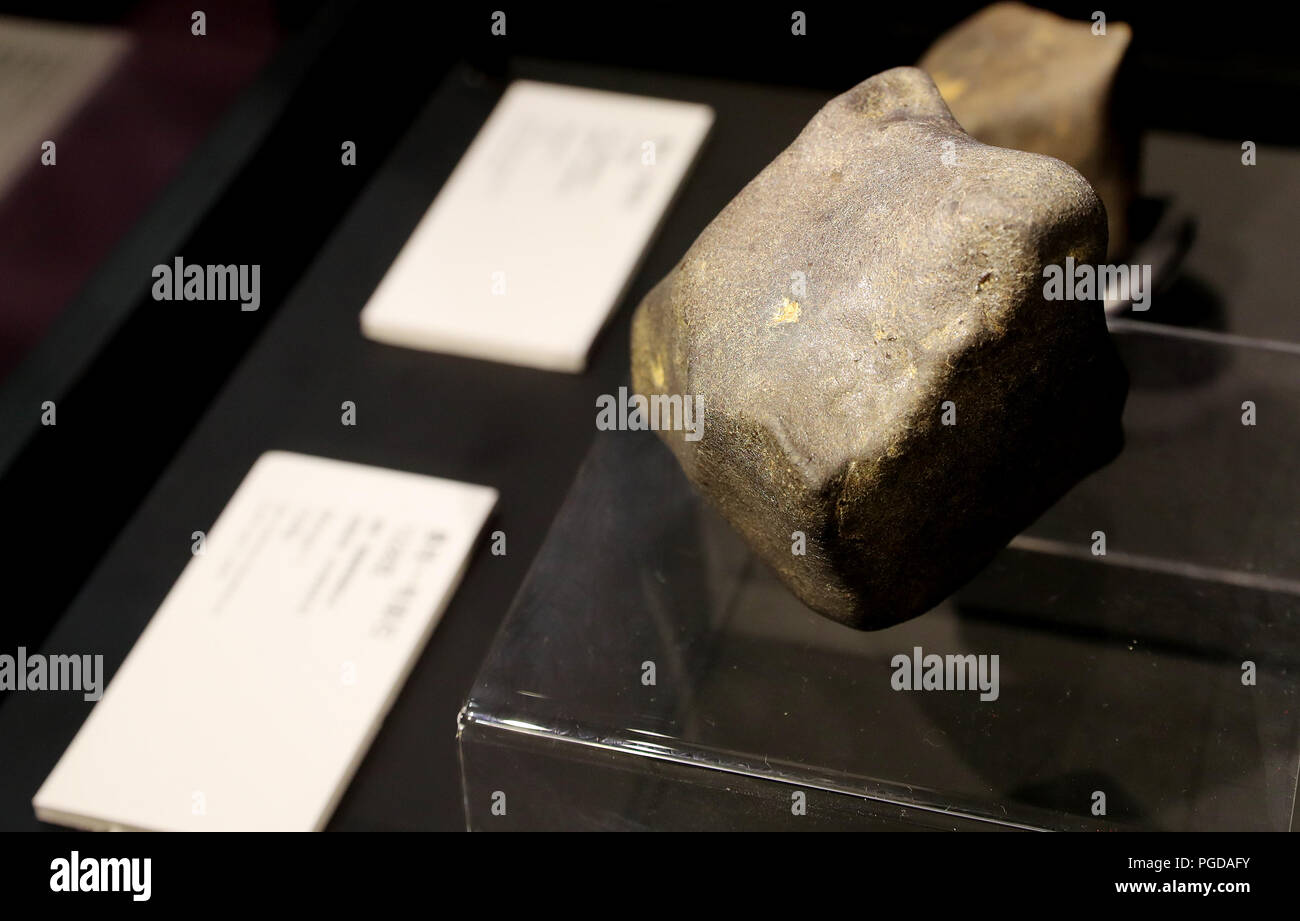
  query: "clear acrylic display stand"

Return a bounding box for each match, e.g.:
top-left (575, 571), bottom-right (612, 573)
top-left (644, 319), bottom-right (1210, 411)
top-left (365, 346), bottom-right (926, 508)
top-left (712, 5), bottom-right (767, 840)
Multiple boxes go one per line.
top-left (459, 322), bottom-right (1300, 830)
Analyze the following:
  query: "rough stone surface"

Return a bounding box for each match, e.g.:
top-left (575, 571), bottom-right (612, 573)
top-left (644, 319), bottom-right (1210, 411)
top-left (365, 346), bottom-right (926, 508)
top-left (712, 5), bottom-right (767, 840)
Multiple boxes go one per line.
top-left (630, 66), bottom-right (1127, 630)
top-left (920, 2), bottom-right (1136, 256)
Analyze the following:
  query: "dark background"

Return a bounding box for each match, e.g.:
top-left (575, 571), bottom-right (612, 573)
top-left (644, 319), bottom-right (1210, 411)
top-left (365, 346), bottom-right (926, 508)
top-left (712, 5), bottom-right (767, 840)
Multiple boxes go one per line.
top-left (0, 0), bottom-right (1293, 831)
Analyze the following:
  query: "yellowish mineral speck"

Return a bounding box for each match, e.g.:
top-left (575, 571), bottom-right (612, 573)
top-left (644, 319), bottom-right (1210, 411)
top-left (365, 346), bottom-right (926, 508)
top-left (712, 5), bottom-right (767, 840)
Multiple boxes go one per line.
top-left (769, 297), bottom-right (802, 326)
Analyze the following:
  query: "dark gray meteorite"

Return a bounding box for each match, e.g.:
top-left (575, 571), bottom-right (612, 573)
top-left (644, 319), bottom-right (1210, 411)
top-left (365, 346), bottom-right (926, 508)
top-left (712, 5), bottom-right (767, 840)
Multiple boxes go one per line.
top-left (630, 66), bottom-right (1126, 630)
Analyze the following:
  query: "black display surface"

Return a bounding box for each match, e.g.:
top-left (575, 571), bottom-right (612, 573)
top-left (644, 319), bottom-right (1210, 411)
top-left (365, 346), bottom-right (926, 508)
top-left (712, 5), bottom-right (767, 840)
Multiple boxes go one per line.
top-left (0, 54), bottom-right (838, 830)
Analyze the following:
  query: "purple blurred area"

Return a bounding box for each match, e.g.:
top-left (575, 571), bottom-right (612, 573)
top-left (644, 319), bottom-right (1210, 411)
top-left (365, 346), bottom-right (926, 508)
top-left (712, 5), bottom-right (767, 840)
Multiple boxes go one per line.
top-left (0, 0), bottom-right (282, 381)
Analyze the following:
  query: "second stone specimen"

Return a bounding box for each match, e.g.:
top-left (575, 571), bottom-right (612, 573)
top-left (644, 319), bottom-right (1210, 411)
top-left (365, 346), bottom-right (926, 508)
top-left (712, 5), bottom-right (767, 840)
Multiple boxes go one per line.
top-left (920, 2), bottom-right (1137, 256)
top-left (630, 67), bottom-right (1127, 630)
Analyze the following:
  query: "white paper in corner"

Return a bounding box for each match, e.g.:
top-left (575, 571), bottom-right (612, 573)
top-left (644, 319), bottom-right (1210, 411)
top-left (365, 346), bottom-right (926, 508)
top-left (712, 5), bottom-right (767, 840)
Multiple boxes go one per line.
top-left (0, 16), bottom-right (130, 199)
top-left (360, 80), bottom-right (714, 372)
top-left (34, 452), bottom-right (497, 832)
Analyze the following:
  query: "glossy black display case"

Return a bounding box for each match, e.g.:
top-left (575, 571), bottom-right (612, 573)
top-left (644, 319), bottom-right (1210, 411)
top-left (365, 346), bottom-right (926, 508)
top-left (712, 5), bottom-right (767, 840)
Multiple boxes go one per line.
top-left (2, 3), bottom-right (1296, 833)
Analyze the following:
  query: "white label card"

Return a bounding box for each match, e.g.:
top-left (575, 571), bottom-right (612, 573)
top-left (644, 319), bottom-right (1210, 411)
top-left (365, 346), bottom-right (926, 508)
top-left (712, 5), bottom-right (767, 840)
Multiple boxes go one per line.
top-left (34, 452), bottom-right (497, 831)
top-left (360, 80), bottom-right (714, 372)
